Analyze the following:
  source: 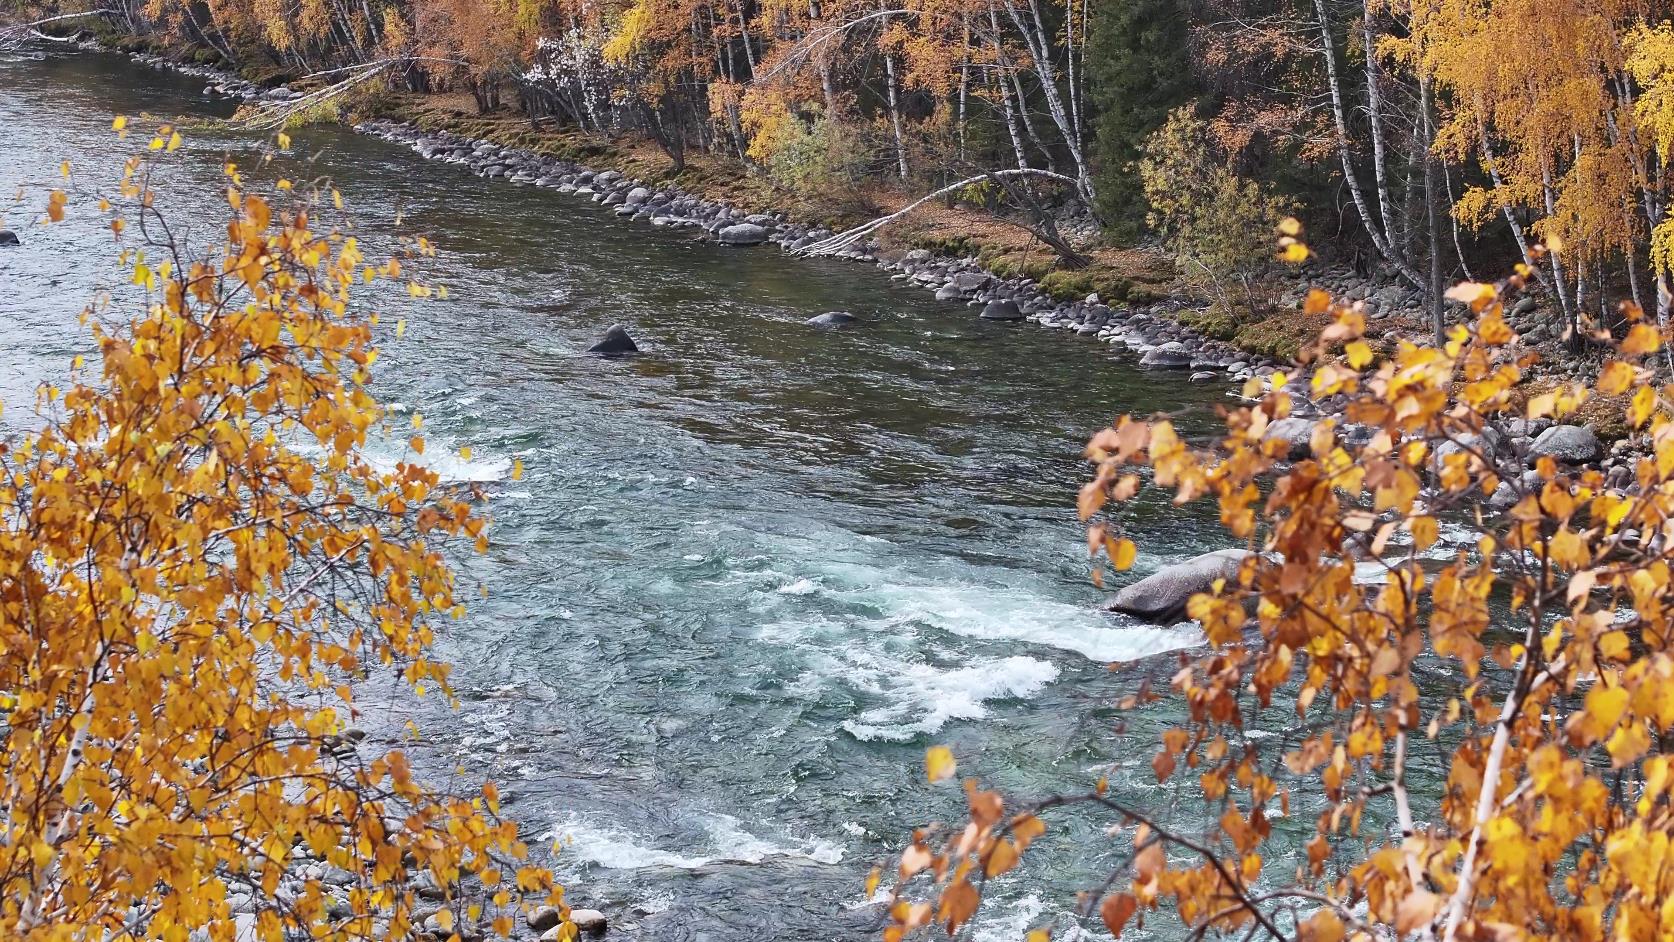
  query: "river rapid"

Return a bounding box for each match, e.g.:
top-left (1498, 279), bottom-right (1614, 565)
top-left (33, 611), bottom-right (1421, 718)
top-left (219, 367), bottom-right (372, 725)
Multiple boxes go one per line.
top-left (3, 50), bottom-right (1257, 942)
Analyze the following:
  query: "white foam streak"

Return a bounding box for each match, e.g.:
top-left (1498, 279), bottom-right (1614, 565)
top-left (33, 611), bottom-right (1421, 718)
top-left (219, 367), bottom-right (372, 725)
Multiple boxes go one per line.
top-left (546, 814), bottom-right (844, 871)
top-left (840, 655), bottom-right (1059, 743)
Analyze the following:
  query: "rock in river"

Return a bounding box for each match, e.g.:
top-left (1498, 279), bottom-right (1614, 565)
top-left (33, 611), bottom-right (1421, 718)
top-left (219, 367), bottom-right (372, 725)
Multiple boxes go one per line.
top-left (1106, 549), bottom-right (1252, 623)
top-left (527, 906), bottom-right (562, 933)
top-left (586, 324), bottom-right (640, 355)
top-left (0, 230), bottom-right (18, 246)
top-left (540, 910), bottom-right (608, 938)
top-left (717, 223), bottom-right (769, 246)
top-left (807, 310), bottom-right (858, 328)
top-left (980, 299), bottom-right (1023, 321)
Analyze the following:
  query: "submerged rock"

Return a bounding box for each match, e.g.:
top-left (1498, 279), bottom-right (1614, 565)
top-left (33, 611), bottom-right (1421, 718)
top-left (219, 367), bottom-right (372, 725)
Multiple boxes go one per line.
top-left (1106, 549), bottom-right (1253, 623)
top-left (0, 230), bottom-right (18, 247)
top-left (980, 299), bottom-right (1024, 321)
top-left (807, 311), bottom-right (859, 329)
top-left (717, 223), bottom-right (769, 246)
top-left (586, 324), bottom-right (640, 355)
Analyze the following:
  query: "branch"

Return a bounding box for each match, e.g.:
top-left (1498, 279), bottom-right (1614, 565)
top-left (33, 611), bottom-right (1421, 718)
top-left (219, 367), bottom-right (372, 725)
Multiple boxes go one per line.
top-left (793, 168), bottom-right (1082, 257)
top-left (0, 10), bottom-right (113, 47)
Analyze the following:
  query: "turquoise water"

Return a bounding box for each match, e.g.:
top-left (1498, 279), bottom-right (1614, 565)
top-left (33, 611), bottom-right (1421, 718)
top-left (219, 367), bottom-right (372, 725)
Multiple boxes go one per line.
top-left (0, 50), bottom-right (1275, 942)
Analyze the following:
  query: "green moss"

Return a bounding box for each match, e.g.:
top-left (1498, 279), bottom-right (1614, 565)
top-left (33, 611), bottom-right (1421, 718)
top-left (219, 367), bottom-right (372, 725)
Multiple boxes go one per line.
top-left (1037, 269), bottom-right (1136, 303)
top-left (1228, 313), bottom-right (1329, 361)
top-left (1177, 304), bottom-right (1239, 340)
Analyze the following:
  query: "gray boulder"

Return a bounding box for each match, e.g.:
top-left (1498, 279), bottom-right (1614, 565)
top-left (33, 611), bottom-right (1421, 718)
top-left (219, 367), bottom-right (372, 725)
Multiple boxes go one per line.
top-left (1529, 424), bottom-right (1600, 464)
top-left (1263, 417), bottom-right (1318, 459)
top-left (718, 223), bottom-right (769, 246)
top-left (1433, 428), bottom-right (1503, 468)
top-left (1106, 549), bottom-right (1253, 623)
top-left (586, 324), bottom-right (640, 355)
top-left (542, 910), bottom-right (608, 938)
top-left (807, 311), bottom-right (859, 329)
top-left (0, 230), bottom-right (17, 247)
top-left (624, 186), bottom-right (651, 205)
top-left (528, 906), bottom-right (562, 933)
top-left (1140, 342), bottom-right (1193, 368)
top-left (980, 299), bottom-right (1024, 321)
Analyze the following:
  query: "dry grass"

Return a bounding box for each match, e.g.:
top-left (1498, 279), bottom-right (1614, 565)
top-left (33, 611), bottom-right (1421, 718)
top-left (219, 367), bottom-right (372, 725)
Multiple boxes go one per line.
top-left (364, 94), bottom-right (1176, 303)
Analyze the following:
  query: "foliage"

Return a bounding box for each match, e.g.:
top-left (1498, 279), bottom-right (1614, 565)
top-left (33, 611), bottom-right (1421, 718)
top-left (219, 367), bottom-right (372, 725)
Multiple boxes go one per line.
top-left (745, 110), bottom-right (871, 196)
top-left (881, 235), bottom-right (1674, 941)
top-left (1139, 106), bottom-right (1291, 312)
top-left (0, 130), bottom-right (562, 940)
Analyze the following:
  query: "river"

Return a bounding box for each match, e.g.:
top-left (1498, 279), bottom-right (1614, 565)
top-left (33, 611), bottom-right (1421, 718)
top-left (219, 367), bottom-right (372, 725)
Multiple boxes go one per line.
top-left (3, 50), bottom-right (1253, 942)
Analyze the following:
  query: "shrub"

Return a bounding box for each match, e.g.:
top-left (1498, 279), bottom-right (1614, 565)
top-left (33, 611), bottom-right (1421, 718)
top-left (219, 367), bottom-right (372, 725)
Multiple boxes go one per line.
top-left (1139, 105), bottom-right (1291, 315)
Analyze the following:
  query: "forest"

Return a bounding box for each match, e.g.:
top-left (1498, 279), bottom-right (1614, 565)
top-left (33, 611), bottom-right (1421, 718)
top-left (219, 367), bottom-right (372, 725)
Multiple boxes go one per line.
top-left (12, 0), bottom-right (1674, 348)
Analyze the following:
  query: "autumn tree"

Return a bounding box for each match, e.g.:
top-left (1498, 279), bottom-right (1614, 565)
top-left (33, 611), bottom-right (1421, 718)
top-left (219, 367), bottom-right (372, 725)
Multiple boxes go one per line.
top-left (0, 127), bottom-right (566, 940)
top-left (877, 232), bottom-right (1674, 941)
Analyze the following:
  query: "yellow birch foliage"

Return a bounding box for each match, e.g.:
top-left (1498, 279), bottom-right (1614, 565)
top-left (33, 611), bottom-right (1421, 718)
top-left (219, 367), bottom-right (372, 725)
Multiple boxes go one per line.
top-left (881, 241), bottom-right (1674, 942)
top-left (0, 139), bottom-right (561, 939)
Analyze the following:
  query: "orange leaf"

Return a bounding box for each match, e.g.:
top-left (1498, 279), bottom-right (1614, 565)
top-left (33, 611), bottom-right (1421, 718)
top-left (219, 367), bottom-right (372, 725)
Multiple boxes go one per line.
top-left (1100, 893), bottom-right (1137, 937)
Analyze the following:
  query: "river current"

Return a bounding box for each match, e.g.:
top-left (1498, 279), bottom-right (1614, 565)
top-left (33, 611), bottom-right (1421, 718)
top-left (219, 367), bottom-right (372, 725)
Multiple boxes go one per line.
top-left (2, 51), bottom-right (1251, 942)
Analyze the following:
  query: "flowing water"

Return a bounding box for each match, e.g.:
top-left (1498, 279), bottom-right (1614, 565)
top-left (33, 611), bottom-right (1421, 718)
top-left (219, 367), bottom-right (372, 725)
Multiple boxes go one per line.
top-left (1, 51), bottom-right (1284, 942)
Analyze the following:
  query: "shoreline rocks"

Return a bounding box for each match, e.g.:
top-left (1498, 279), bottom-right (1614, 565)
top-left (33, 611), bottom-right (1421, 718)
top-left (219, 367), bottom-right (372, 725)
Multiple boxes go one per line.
top-left (0, 229), bottom-right (19, 247)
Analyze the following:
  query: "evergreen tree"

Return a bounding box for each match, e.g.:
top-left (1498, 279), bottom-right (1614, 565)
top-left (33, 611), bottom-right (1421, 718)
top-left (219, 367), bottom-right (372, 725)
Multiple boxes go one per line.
top-left (1088, 0), bottom-right (1197, 242)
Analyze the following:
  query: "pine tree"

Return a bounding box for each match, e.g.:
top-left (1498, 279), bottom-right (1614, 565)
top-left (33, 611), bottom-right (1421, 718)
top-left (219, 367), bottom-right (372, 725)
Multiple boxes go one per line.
top-left (1087, 0), bottom-right (1197, 242)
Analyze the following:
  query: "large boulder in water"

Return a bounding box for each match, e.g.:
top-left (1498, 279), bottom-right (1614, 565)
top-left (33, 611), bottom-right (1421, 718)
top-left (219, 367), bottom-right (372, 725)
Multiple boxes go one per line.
top-left (586, 324), bottom-right (640, 355)
top-left (0, 230), bottom-right (18, 247)
top-left (980, 299), bottom-right (1023, 321)
top-left (1106, 549), bottom-right (1252, 623)
top-left (807, 311), bottom-right (859, 329)
top-left (1529, 424), bottom-right (1600, 464)
top-left (717, 223), bottom-right (769, 246)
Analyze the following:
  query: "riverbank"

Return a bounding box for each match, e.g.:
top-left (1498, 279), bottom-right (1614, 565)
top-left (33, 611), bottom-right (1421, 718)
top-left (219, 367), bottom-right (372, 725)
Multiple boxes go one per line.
top-left (57, 34), bottom-right (1382, 389)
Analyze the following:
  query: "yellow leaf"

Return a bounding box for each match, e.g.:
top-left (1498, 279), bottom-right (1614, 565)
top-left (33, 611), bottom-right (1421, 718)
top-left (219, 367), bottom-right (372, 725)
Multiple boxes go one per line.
top-left (1111, 538), bottom-right (1136, 571)
top-left (512, 458), bottom-right (525, 481)
top-left (1278, 217), bottom-right (1302, 236)
top-left (1599, 361), bottom-right (1636, 396)
top-left (460, 446), bottom-right (473, 461)
top-left (1345, 341), bottom-right (1373, 369)
top-left (277, 132), bottom-right (292, 150)
top-left (1623, 323), bottom-right (1662, 356)
top-left (166, 131), bottom-right (182, 152)
top-left (925, 745), bottom-right (956, 782)
top-left (1586, 685), bottom-right (1629, 729)
top-left (111, 115), bottom-right (127, 132)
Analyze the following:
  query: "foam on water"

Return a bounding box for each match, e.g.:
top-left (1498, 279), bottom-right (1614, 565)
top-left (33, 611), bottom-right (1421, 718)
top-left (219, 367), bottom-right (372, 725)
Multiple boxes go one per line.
top-left (546, 813), bottom-right (845, 871)
top-left (839, 654), bottom-right (1059, 742)
top-left (855, 578), bottom-right (1204, 662)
